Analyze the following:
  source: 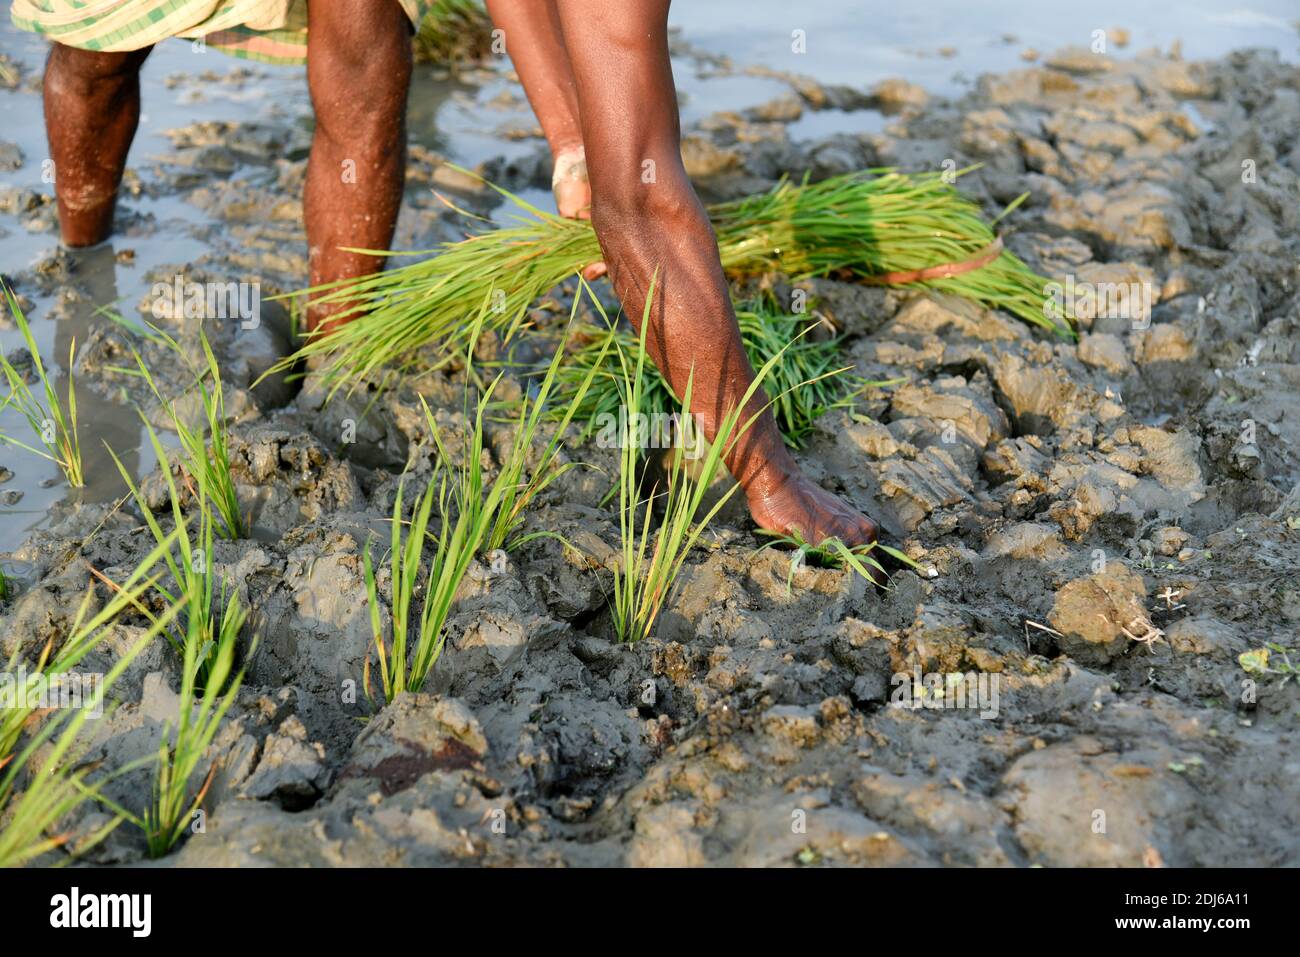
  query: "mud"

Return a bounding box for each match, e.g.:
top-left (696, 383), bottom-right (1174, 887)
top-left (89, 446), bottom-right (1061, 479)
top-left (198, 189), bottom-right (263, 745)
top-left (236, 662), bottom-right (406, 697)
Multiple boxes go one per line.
top-left (2, 26), bottom-right (1300, 867)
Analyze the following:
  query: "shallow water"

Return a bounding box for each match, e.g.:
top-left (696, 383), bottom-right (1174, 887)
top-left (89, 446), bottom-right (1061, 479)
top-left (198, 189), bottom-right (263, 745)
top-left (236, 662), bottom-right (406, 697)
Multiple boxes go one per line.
top-left (0, 2), bottom-right (1296, 556)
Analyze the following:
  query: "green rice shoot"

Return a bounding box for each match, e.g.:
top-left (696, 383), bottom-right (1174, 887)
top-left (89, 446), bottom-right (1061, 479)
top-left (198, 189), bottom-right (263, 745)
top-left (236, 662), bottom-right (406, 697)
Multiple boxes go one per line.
top-left (116, 324), bottom-right (246, 539)
top-left (139, 587), bottom-right (247, 858)
top-left (0, 532), bottom-right (186, 867)
top-left (0, 527), bottom-right (185, 761)
top-left (0, 284), bottom-right (83, 487)
top-left (484, 288), bottom-right (614, 553)
top-left (108, 414), bottom-right (245, 691)
top-left (755, 528), bottom-right (920, 592)
top-left (607, 277), bottom-right (793, 644)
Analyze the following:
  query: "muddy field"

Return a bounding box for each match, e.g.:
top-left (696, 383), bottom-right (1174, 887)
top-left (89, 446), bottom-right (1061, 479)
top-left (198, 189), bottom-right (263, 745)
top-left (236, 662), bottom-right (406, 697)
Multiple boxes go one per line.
top-left (2, 32), bottom-right (1300, 867)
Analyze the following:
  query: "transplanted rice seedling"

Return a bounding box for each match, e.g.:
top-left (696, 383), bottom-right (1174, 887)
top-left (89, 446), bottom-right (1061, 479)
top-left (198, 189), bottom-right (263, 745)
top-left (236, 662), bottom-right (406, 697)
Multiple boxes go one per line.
top-left (607, 280), bottom-right (794, 644)
top-left (539, 293), bottom-right (897, 448)
top-left (104, 413), bottom-right (252, 856)
top-left (0, 284), bottom-right (83, 487)
top-left (363, 293), bottom-right (607, 701)
top-left (362, 305), bottom-right (506, 704)
top-left (484, 289), bottom-right (613, 553)
top-left (275, 167), bottom-right (1066, 396)
top-left (0, 531), bottom-right (186, 867)
top-left (755, 529), bottom-right (919, 592)
top-left (116, 324), bottom-right (245, 539)
top-left (363, 401), bottom-right (497, 705)
top-left (137, 587), bottom-right (247, 858)
top-left (0, 527), bottom-right (185, 761)
top-left (109, 414), bottom-right (245, 691)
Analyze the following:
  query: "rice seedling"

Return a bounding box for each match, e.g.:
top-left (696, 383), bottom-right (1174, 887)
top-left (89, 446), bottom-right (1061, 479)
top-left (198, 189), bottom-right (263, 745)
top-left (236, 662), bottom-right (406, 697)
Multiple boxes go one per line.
top-left (484, 292), bottom-right (613, 553)
top-left (362, 310), bottom-right (497, 702)
top-left (137, 586), bottom-right (247, 858)
top-left (100, 404), bottom-right (251, 854)
top-left (413, 0), bottom-right (494, 66)
top-left (363, 408), bottom-right (497, 704)
top-left (539, 294), bottom-right (895, 448)
top-left (754, 529), bottom-right (920, 592)
top-left (0, 528), bottom-right (185, 762)
top-left (108, 413), bottom-right (243, 691)
top-left (0, 533), bottom-right (186, 867)
top-left (0, 637), bottom-right (149, 868)
top-left (273, 166), bottom-right (1067, 396)
top-left (0, 566), bottom-right (8, 602)
top-left (607, 279), bottom-right (794, 644)
top-left (0, 284), bottom-right (83, 487)
top-left (363, 292), bottom-right (606, 700)
top-left (115, 324), bottom-right (245, 539)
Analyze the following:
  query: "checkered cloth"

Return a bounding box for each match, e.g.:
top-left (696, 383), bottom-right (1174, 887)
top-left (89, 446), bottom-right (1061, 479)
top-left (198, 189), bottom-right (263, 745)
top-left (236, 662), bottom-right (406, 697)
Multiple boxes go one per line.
top-left (11, 0), bottom-right (435, 65)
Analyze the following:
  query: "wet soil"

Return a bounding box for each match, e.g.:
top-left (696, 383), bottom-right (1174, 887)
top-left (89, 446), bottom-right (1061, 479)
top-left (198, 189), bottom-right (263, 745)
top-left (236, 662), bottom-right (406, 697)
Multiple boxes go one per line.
top-left (1, 20), bottom-right (1299, 866)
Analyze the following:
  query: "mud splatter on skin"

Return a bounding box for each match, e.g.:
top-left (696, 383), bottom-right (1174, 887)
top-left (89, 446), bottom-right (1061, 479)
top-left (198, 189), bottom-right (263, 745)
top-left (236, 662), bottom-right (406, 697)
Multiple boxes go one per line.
top-left (2, 42), bottom-right (1299, 867)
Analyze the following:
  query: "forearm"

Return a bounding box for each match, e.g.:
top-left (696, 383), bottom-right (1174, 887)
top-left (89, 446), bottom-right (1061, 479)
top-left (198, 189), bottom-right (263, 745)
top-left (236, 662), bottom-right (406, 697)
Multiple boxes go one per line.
top-left (484, 0), bottom-right (583, 155)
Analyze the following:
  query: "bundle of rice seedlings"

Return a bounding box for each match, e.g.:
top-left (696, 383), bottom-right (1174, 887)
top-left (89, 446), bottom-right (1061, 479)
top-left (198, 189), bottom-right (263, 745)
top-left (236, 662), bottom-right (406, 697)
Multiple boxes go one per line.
top-left (608, 279), bottom-right (793, 644)
top-left (709, 169), bottom-right (1060, 333)
top-left (0, 285), bottom-right (83, 487)
top-left (538, 294), bottom-right (894, 448)
top-left (278, 167), bottom-right (1066, 395)
top-left (412, 0), bottom-right (495, 66)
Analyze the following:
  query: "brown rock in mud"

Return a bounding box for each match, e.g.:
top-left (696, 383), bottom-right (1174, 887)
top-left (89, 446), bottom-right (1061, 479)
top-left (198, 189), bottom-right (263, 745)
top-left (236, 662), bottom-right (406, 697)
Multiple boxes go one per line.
top-left (1049, 563), bottom-right (1149, 665)
top-left (1002, 739), bottom-right (1196, 866)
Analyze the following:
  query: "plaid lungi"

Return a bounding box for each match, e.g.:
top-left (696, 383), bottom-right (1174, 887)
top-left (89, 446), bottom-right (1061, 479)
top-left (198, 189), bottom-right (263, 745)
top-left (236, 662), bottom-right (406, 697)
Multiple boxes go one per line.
top-left (11, 0), bottom-right (436, 65)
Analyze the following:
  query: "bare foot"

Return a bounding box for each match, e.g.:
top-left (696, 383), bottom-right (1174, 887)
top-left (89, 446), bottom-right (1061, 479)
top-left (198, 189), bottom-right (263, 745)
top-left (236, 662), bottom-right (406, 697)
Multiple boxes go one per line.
top-left (748, 473), bottom-right (884, 583)
top-left (552, 144), bottom-right (606, 279)
top-left (747, 472), bottom-right (879, 547)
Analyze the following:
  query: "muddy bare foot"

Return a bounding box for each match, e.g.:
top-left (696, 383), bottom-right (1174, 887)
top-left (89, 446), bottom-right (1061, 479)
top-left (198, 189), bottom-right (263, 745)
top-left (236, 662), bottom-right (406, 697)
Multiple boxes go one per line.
top-left (746, 470), bottom-right (880, 552)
